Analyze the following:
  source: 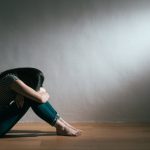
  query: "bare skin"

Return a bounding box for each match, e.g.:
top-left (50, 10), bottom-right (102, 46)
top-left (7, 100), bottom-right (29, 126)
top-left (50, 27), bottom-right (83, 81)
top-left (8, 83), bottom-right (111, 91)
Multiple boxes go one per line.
top-left (59, 117), bottom-right (82, 132)
top-left (55, 118), bottom-right (81, 136)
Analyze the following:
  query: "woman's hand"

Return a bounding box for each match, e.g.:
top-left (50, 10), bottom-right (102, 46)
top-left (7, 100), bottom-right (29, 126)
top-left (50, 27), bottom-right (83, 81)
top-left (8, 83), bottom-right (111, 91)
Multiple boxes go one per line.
top-left (15, 94), bottom-right (24, 108)
top-left (38, 87), bottom-right (47, 93)
top-left (37, 87), bottom-right (50, 103)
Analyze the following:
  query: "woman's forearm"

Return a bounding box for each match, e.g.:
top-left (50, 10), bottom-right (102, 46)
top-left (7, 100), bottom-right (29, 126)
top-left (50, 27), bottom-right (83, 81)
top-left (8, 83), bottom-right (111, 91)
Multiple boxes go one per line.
top-left (10, 79), bottom-right (48, 103)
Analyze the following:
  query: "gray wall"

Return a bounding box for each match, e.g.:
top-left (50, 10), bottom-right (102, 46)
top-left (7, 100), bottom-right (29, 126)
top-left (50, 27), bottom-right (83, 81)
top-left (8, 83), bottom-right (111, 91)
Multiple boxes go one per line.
top-left (0, 0), bottom-right (150, 122)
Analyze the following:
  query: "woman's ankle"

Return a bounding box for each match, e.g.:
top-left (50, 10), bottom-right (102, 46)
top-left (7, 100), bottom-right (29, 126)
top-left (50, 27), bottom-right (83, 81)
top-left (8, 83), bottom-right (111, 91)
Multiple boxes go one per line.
top-left (54, 118), bottom-right (65, 130)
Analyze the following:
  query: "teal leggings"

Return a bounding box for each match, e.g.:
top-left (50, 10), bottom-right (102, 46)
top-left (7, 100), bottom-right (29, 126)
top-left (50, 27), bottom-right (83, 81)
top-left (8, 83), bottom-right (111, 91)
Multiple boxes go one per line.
top-left (0, 98), bottom-right (60, 137)
top-left (0, 68), bottom-right (60, 137)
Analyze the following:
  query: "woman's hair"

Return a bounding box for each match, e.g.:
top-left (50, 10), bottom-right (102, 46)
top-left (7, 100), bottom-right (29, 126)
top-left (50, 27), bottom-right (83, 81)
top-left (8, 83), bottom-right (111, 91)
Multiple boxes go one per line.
top-left (0, 67), bottom-right (44, 90)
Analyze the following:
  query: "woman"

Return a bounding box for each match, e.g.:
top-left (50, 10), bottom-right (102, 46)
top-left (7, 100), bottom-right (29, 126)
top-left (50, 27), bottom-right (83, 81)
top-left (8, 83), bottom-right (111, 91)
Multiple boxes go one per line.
top-left (0, 67), bottom-right (81, 137)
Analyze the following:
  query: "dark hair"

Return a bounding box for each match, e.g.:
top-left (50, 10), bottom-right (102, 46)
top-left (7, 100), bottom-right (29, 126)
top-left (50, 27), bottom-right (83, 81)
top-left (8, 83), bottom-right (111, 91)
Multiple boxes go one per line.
top-left (0, 67), bottom-right (44, 91)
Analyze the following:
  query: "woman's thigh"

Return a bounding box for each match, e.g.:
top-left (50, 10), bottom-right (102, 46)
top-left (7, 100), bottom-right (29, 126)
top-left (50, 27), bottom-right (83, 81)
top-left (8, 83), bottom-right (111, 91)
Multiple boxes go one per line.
top-left (0, 101), bottom-right (30, 122)
top-left (0, 102), bottom-right (30, 137)
top-left (0, 105), bottom-right (10, 120)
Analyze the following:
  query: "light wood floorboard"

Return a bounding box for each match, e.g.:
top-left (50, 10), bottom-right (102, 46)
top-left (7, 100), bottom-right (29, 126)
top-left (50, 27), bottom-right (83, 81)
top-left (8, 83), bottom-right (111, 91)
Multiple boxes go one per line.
top-left (1, 123), bottom-right (150, 150)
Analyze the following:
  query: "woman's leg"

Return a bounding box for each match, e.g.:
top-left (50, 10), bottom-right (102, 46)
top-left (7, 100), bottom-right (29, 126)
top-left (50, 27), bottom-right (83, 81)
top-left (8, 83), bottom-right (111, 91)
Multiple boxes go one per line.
top-left (0, 101), bottom-right (30, 137)
top-left (0, 98), bottom-right (60, 137)
top-left (25, 98), bottom-right (81, 136)
top-left (25, 98), bottom-right (60, 126)
top-left (23, 72), bottom-right (81, 136)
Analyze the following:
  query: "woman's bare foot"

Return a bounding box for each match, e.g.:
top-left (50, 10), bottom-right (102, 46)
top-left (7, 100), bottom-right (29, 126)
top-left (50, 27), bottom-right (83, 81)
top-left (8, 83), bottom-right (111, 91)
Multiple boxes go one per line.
top-left (55, 118), bottom-right (81, 136)
top-left (56, 126), bottom-right (81, 136)
top-left (59, 117), bottom-right (82, 132)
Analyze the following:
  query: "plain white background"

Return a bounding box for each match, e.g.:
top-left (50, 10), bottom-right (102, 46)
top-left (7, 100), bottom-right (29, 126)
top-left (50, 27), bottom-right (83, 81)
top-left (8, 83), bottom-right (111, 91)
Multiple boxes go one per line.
top-left (0, 0), bottom-right (150, 122)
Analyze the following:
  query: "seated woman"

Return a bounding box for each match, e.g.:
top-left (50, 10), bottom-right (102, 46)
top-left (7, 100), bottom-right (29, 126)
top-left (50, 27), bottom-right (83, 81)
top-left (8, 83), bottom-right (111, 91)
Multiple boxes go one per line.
top-left (0, 67), bottom-right (81, 137)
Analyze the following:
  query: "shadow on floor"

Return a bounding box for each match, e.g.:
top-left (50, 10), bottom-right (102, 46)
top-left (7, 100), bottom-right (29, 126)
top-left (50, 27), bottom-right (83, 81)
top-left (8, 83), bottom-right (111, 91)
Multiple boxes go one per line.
top-left (3, 130), bottom-right (57, 138)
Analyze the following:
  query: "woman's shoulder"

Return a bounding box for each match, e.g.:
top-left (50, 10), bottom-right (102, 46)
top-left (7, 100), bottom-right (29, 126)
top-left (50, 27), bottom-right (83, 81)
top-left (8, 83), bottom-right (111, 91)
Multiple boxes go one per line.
top-left (0, 73), bottom-right (19, 87)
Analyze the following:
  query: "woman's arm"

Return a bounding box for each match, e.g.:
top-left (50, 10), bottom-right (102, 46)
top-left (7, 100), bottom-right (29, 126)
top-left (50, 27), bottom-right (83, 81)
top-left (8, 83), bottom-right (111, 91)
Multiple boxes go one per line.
top-left (10, 79), bottom-right (49, 103)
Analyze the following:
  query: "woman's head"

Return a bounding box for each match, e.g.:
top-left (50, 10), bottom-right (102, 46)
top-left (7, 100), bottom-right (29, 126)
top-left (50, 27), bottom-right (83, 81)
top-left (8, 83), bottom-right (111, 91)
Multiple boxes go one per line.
top-left (0, 67), bottom-right (44, 90)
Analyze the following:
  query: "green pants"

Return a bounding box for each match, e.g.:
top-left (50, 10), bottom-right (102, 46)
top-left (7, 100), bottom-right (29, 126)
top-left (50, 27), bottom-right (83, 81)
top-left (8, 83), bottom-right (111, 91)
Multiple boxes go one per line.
top-left (0, 98), bottom-right (60, 137)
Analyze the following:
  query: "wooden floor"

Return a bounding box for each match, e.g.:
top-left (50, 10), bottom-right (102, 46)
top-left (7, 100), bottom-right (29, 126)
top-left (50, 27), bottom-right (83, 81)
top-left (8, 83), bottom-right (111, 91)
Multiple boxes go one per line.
top-left (1, 123), bottom-right (150, 150)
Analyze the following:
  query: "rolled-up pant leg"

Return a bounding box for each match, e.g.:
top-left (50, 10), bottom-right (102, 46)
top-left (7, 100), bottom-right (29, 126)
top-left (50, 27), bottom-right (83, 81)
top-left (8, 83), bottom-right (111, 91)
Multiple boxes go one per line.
top-left (26, 99), bottom-right (60, 126)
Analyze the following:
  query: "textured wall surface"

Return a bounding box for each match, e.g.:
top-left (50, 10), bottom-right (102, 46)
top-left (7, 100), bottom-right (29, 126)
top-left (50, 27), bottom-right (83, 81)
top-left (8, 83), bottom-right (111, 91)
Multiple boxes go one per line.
top-left (0, 0), bottom-right (150, 122)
